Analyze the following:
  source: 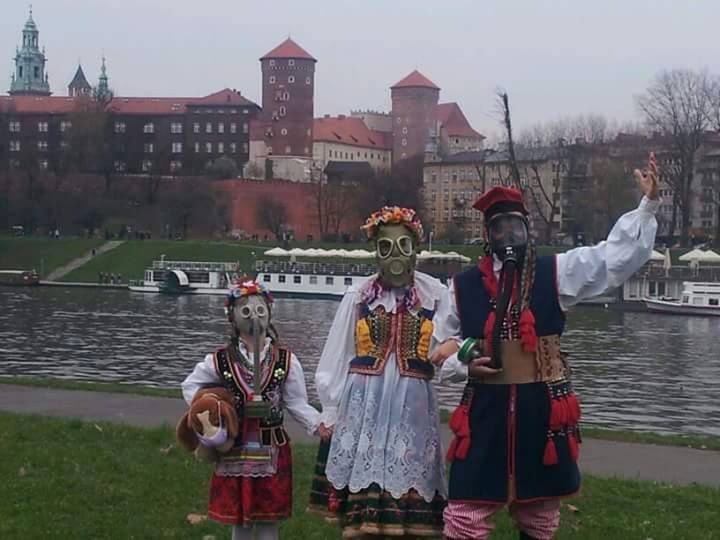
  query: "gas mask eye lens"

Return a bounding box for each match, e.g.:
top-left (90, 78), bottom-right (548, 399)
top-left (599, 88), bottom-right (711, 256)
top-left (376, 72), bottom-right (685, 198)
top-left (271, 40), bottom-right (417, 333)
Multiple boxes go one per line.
top-left (239, 305), bottom-right (252, 319)
top-left (377, 238), bottom-right (393, 259)
top-left (255, 305), bottom-right (268, 318)
top-left (397, 236), bottom-right (414, 257)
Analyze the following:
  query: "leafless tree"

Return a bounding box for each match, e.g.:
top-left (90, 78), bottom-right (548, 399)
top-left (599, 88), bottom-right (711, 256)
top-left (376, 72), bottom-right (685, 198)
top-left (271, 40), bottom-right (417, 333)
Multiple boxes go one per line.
top-left (496, 91), bottom-right (523, 190)
top-left (637, 69), bottom-right (713, 246)
top-left (256, 195), bottom-right (288, 241)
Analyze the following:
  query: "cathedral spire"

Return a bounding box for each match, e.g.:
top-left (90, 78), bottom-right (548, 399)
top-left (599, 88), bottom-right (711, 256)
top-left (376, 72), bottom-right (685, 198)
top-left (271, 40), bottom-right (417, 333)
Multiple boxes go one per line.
top-left (10, 6), bottom-right (50, 95)
top-left (95, 56), bottom-right (112, 102)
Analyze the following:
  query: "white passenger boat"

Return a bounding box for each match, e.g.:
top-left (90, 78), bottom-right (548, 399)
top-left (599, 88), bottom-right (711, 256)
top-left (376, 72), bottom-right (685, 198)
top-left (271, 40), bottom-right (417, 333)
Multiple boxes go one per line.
top-left (644, 282), bottom-right (720, 316)
top-left (128, 259), bottom-right (241, 295)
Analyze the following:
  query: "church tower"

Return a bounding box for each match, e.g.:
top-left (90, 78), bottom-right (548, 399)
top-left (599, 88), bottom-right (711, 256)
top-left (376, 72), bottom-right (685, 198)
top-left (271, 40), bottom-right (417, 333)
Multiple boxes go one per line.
top-left (68, 64), bottom-right (91, 97)
top-left (9, 7), bottom-right (51, 96)
top-left (96, 56), bottom-right (112, 102)
top-left (390, 70), bottom-right (439, 164)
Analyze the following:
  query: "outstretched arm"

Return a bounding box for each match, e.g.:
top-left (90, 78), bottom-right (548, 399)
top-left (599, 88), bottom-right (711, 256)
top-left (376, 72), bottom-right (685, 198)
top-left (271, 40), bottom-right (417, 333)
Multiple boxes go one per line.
top-left (557, 153), bottom-right (659, 309)
top-left (283, 353), bottom-right (322, 435)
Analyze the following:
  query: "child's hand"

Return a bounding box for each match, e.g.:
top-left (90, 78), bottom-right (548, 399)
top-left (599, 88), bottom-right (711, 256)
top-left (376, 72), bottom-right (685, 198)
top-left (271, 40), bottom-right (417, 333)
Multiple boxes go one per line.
top-left (317, 423), bottom-right (334, 441)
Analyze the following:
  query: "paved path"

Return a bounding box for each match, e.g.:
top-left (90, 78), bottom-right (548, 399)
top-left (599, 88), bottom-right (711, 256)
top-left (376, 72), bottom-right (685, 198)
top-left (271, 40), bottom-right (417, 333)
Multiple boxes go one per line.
top-left (44, 240), bottom-right (124, 281)
top-left (2, 384), bottom-right (719, 488)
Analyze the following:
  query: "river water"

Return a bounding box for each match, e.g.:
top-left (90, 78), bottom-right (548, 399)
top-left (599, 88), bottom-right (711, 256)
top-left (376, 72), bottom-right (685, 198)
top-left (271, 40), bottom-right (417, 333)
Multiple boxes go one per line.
top-left (1, 287), bottom-right (719, 436)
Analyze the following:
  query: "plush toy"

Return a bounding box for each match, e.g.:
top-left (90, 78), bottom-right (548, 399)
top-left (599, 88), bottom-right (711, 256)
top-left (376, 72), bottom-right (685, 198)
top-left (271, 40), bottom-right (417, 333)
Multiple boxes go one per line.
top-left (176, 387), bottom-right (239, 458)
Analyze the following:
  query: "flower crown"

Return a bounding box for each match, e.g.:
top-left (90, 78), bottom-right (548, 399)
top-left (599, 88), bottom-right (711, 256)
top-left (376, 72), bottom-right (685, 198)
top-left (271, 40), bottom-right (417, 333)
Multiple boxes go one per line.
top-left (361, 206), bottom-right (424, 242)
top-left (224, 278), bottom-right (273, 308)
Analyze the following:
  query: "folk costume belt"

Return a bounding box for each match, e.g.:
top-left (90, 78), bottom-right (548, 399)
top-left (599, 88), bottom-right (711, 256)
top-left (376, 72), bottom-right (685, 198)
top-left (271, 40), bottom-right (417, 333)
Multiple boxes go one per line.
top-left (469, 336), bottom-right (566, 385)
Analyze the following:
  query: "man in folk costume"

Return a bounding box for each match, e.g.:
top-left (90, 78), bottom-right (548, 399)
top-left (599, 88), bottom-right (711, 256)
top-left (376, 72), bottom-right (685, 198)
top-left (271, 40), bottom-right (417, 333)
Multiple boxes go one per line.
top-left (431, 156), bottom-right (659, 539)
top-left (181, 279), bottom-right (324, 540)
top-left (309, 207), bottom-right (447, 538)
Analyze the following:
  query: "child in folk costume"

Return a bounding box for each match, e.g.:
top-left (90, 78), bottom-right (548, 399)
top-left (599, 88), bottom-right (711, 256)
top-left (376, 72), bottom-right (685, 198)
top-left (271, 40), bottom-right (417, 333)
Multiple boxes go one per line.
top-left (181, 279), bottom-right (323, 540)
top-left (309, 207), bottom-right (447, 538)
top-left (430, 156), bottom-right (660, 539)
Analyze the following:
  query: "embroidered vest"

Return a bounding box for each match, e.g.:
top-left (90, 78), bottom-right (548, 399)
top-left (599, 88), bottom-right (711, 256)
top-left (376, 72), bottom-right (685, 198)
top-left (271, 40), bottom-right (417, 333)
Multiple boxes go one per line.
top-left (213, 344), bottom-right (291, 430)
top-left (349, 302), bottom-right (435, 380)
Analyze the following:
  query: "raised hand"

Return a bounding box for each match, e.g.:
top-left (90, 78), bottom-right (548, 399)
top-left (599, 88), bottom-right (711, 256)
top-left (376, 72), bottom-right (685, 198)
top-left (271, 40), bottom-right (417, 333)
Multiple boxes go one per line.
top-left (633, 152), bottom-right (659, 200)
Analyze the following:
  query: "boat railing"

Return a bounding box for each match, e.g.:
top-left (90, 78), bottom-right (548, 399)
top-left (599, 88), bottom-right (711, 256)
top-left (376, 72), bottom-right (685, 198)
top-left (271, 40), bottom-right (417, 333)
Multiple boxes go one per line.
top-left (642, 265), bottom-right (720, 281)
top-left (151, 260), bottom-right (239, 272)
top-left (255, 259), bottom-right (375, 276)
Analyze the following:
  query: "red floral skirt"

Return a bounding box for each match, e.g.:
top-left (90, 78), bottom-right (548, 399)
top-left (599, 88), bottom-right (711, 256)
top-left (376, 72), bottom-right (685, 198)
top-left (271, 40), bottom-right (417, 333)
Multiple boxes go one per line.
top-left (208, 444), bottom-right (292, 525)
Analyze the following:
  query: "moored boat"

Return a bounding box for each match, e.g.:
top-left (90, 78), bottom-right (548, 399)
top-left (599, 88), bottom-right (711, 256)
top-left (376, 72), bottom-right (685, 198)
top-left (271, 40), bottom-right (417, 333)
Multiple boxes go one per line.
top-left (0, 269), bottom-right (40, 286)
top-left (644, 282), bottom-right (720, 316)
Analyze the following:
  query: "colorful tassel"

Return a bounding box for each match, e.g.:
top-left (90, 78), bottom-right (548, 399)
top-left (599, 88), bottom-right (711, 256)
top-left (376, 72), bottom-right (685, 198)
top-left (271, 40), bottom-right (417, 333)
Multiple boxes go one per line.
top-left (566, 393), bottom-right (581, 424)
top-left (447, 404), bottom-right (472, 461)
top-left (543, 436), bottom-right (558, 466)
top-left (518, 308), bottom-right (538, 353)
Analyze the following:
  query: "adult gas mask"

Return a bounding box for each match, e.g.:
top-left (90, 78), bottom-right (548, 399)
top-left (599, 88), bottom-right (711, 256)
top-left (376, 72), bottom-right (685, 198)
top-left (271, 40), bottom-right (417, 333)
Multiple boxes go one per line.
top-left (230, 295), bottom-right (270, 337)
top-left (487, 212), bottom-right (529, 263)
top-left (376, 223), bottom-right (417, 289)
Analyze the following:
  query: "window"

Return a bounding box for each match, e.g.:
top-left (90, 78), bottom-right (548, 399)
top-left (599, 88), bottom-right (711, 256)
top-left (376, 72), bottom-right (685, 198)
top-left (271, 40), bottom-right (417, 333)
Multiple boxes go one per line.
top-left (693, 297), bottom-right (703, 305)
top-left (293, 275), bottom-right (302, 284)
top-left (305, 76), bottom-right (311, 85)
top-left (172, 142), bottom-right (183, 153)
top-left (243, 108), bottom-right (249, 114)
top-left (269, 76), bottom-right (276, 84)
top-left (37, 141), bottom-right (47, 151)
top-left (281, 128), bottom-right (288, 136)
top-left (143, 122), bottom-right (155, 134)
top-left (263, 274), bottom-right (271, 282)
top-left (170, 122), bottom-right (183, 134)
top-left (142, 160), bottom-right (153, 172)
top-left (144, 143), bottom-right (154, 153)
top-left (170, 160), bottom-right (182, 172)
top-left (288, 59), bottom-right (295, 66)
top-left (648, 281), bottom-right (657, 296)
top-left (218, 123), bottom-right (225, 134)
top-left (402, 127), bottom-right (408, 135)
top-left (344, 277), bottom-right (353, 286)
top-left (193, 122), bottom-right (200, 133)
top-left (243, 123), bottom-right (249, 134)
top-left (326, 276), bottom-right (334, 285)
top-left (230, 122), bottom-right (237, 134)
top-left (9, 141), bottom-right (20, 152)
top-left (267, 146), bottom-right (273, 155)
top-left (37, 122), bottom-right (48, 133)
top-left (709, 298), bottom-right (719, 306)
top-left (206, 142), bottom-right (213, 153)
top-left (9, 121), bottom-right (20, 132)
top-left (114, 160), bottom-right (127, 172)
top-left (269, 59), bottom-right (276, 67)
top-left (230, 143), bottom-right (237, 154)
top-left (38, 159), bottom-right (48, 170)
top-left (285, 146), bottom-right (291, 153)
top-left (309, 276), bottom-right (318, 285)
top-left (279, 106), bottom-right (286, 117)
top-left (218, 142), bottom-right (225, 154)
top-left (194, 142), bottom-right (200, 153)
top-left (401, 138), bottom-right (407, 146)
top-left (431, 173), bottom-right (437, 183)
top-left (278, 275), bottom-right (286, 283)
top-left (60, 121), bottom-right (72, 132)
top-left (206, 122), bottom-right (212, 134)
top-left (34, 66), bottom-right (40, 79)
top-left (288, 75), bottom-right (295, 83)
top-left (242, 142), bottom-right (249, 153)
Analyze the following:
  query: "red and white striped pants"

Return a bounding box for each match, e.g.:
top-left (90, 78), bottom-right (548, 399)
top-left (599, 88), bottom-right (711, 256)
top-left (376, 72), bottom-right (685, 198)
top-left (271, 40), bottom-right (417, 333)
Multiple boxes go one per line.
top-left (443, 499), bottom-right (561, 540)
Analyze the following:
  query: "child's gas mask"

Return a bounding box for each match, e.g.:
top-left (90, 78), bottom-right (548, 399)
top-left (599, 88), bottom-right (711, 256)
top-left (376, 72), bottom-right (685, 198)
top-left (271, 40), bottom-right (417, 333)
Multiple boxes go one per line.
top-left (376, 223), bottom-right (417, 289)
top-left (231, 295), bottom-right (270, 337)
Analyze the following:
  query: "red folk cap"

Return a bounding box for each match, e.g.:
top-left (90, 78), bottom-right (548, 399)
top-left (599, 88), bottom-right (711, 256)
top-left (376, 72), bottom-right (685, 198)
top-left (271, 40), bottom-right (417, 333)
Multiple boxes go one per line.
top-left (472, 186), bottom-right (527, 215)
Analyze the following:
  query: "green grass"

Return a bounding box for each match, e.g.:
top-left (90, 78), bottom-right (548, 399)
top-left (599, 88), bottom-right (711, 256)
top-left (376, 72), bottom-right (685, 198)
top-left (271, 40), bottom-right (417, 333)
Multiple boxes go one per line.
top-left (1, 412), bottom-right (718, 539)
top-left (0, 237), bottom-right (103, 277)
top-left (0, 376), bottom-right (181, 399)
top-left (580, 426), bottom-right (720, 452)
top-left (62, 240), bottom-right (259, 282)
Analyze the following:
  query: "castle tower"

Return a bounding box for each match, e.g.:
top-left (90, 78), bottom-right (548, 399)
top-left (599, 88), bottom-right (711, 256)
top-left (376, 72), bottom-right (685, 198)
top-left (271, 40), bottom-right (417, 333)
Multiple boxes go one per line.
top-left (390, 70), bottom-right (440, 164)
top-left (259, 38), bottom-right (316, 158)
top-left (9, 6), bottom-right (51, 96)
top-left (68, 64), bottom-right (91, 97)
top-left (96, 56), bottom-right (111, 101)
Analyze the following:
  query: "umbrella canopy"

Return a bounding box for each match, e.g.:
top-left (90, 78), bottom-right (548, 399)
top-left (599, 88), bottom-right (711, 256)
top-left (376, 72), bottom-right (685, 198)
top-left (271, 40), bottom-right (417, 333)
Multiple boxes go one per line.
top-left (649, 250), bottom-right (665, 262)
top-left (679, 248), bottom-right (720, 262)
top-left (263, 247), bottom-right (289, 256)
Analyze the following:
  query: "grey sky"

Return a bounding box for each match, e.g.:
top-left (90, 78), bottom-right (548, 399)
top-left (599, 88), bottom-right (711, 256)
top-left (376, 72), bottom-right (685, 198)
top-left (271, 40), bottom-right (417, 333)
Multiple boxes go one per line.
top-left (3, 0), bottom-right (719, 138)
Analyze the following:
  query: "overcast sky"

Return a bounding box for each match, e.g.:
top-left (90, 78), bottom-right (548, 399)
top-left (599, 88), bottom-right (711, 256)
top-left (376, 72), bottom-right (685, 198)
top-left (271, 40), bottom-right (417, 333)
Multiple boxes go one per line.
top-left (3, 0), bottom-right (719, 138)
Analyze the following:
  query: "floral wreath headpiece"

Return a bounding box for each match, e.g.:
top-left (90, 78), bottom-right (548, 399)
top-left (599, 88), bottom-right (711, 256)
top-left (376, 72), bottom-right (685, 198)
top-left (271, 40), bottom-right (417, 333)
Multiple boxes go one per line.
top-left (224, 278), bottom-right (274, 311)
top-left (361, 206), bottom-right (424, 243)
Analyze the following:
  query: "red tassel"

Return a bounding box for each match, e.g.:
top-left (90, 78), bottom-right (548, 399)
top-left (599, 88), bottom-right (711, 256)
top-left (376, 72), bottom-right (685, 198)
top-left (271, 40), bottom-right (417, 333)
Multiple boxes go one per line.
top-left (328, 488), bottom-right (340, 512)
top-left (446, 438), bottom-right (459, 463)
top-left (519, 308), bottom-right (537, 353)
top-left (566, 393), bottom-right (581, 424)
top-left (543, 437), bottom-right (558, 466)
top-left (569, 432), bottom-right (580, 461)
top-left (549, 398), bottom-right (563, 432)
top-left (483, 312), bottom-right (496, 355)
top-left (447, 404), bottom-right (472, 461)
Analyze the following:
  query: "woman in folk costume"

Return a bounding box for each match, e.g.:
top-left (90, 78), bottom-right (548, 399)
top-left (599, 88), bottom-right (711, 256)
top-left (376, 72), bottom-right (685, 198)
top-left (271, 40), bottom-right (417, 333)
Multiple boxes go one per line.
top-left (431, 156), bottom-right (659, 540)
top-left (181, 278), bottom-right (323, 540)
top-left (309, 207), bottom-right (447, 538)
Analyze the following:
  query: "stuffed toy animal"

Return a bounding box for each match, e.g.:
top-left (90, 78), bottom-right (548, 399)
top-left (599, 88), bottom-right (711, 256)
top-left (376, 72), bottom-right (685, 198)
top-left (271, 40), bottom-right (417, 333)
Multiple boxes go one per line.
top-left (176, 387), bottom-right (239, 458)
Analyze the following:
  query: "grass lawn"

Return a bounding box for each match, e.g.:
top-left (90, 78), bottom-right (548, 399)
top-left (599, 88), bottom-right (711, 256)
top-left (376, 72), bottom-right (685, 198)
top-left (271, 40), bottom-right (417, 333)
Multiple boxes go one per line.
top-left (1, 412), bottom-right (718, 539)
top-left (0, 237), bottom-right (103, 277)
top-left (61, 240), bottom-right (259, 282)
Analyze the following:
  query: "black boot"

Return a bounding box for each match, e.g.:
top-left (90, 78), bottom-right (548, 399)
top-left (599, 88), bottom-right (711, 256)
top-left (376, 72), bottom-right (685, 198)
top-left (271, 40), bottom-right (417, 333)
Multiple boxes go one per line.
top-left (519, 531), bottom-right (538, 540)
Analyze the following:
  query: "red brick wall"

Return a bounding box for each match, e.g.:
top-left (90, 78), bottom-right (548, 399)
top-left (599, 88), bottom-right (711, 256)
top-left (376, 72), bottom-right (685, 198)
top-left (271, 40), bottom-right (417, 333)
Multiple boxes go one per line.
top-left (391, 87), bottom-right (439, 164)
top-left (260, 58), bottom-right (315, 157)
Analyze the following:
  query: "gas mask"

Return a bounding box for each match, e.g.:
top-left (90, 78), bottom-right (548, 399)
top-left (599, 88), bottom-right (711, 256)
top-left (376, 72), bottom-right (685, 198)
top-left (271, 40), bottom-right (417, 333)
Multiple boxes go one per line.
top-left (231, 295), bottom-right (270, 337)
top-left (376, 223), bottom-right (417, 289)
top-left (487, 212), bottom-right (529, 263)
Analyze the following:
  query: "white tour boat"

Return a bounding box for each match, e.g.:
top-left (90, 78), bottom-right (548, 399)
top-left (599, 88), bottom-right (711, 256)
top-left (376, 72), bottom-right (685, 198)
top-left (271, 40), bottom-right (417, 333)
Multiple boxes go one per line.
top-left (128, 258), bottom-right (241, 295)
top-left (644, 282), bottom-right (720, 316)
